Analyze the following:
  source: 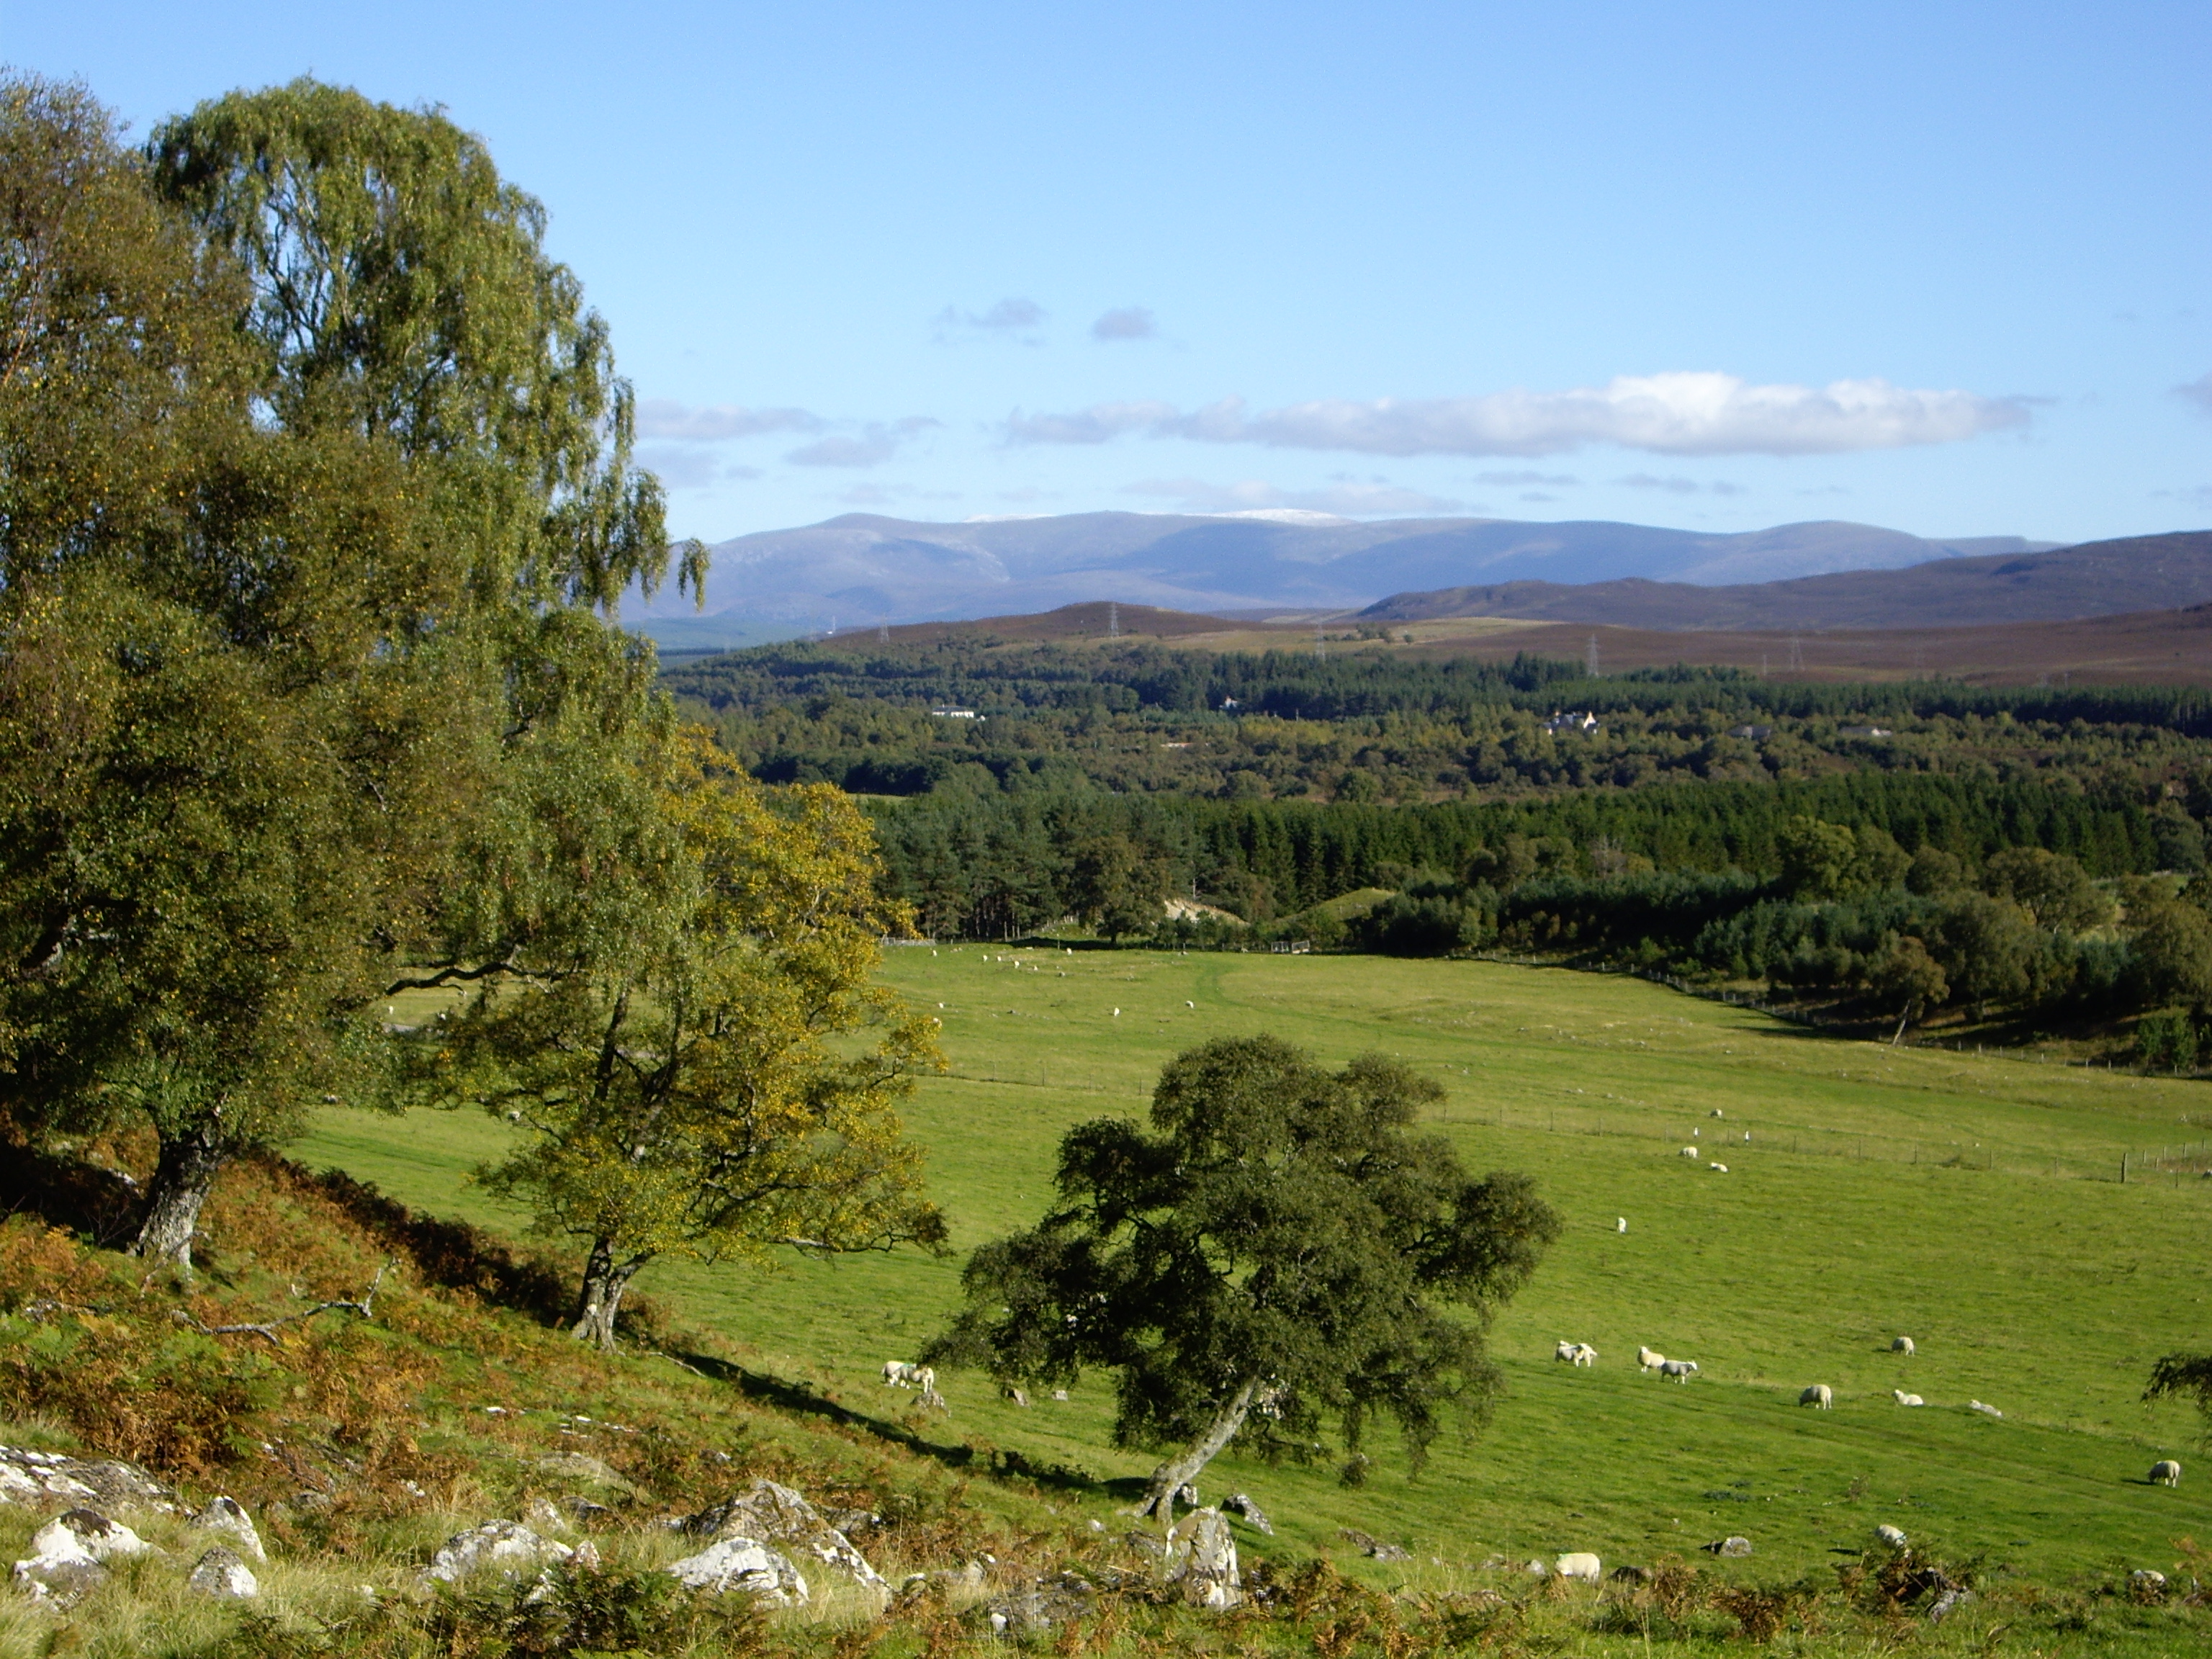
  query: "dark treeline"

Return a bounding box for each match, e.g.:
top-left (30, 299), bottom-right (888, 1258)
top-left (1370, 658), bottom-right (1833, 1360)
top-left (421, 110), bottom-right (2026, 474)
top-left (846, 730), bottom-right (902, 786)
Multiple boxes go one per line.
top-left (866, 770), bottom-right (2182, 940)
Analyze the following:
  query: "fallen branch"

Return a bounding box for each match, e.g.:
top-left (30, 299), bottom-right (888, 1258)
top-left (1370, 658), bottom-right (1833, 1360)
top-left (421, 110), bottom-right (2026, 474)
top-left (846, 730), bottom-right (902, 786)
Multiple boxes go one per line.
top-left (172, 1259), bottom-right (396, 1346)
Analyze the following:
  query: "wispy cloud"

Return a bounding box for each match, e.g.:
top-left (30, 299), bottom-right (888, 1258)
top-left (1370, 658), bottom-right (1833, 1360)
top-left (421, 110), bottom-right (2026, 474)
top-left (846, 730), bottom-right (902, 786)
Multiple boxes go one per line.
top-left (1616, 472), bottom-right (1701, 495)
top-left (1475, 469), bottom-right (1579, 487)
top-left (2175, 372), bottom-right (2212, 418)
top-left (786, 417), bottom-right (942, 469)
top-left (933, 297), bottom-right (1046, 342)
top-left (1121, 477), bottom-right (1461, 516)
top-left (637, 447), bottom-right (763, 490)
top-left (637, 399), bottom-right (822, 441)
top-left (2152, 485), bottom-right (2212, 511)
top-left (1092, 306), bottom-right (1156, 341)
top-left (1007, 373), bottom-right (2029, 458)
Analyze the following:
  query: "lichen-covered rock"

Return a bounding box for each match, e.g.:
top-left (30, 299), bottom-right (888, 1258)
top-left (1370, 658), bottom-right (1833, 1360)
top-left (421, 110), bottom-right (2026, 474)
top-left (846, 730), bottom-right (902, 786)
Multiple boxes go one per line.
top-left (680, 1479), bottom-right (884, 1591)
top-left (187, 1546), bottom-right (260, 1599)
top-left (191, 1496), bottom-right (265, 1563)
top-left (666, 1537), bottom-right (807, 1603)
top-left (1164, 1507), bottom-right (1241, 1609)
top-left (984, 1573), bottom-right (1094, 1637)
top-left (0, 1447), bottom-right (175, 1514)
top-left (12, 1508), bottom-right (152, 1601)
top-left (1702, 1536), bottom-right (1753, 1557)
top-left (1223, 1493), bottom-right (1274, 1535)
top-left (423, 1521), bottom-right (572, 1584)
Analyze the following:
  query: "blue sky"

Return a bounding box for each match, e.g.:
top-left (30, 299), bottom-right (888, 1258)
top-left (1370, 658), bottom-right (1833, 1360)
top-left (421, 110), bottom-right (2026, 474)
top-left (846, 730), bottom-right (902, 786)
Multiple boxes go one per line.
top-left (14, 1), bottom-right (2211, 545)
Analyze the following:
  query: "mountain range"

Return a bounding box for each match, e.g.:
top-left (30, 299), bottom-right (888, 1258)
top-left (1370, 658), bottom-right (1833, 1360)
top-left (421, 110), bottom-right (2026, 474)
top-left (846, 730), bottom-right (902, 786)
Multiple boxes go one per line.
top-left (626, 511), bottom-right (2059, 649)
top-left (1358, 530), bottom-right (2212, 630)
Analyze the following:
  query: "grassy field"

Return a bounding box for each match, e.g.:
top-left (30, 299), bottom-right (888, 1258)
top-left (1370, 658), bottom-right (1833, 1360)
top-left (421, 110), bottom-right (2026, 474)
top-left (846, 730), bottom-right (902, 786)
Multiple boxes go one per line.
top-left (302, 950), bottom-right (2212, 1596)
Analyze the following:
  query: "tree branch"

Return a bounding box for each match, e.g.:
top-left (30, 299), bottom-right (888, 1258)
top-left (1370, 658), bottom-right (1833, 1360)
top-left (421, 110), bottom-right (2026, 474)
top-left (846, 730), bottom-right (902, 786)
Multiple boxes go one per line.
top-left (171, 1259), bottom-right (395, 1346)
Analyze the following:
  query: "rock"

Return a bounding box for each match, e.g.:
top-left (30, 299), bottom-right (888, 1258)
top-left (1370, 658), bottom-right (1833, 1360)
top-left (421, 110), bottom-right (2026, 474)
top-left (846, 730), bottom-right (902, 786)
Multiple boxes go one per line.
top-left (1701, 1536), bottom-right (1753, 1557)
top-left (667, 1537), bottom-right (808, 1603)
top-left (983, 1572), bottom-right (1094, 1636)
top-left (534, 1452), bottom-right (629, 1488)
top-left (423, 1520), bottom-right (573, 1584)
top-left (191, 1496), bottom-right (265, 1563)
top-left (11, 1508), bottom-right (151, 1601)
top-left (523, 1498), bottom-right (573, 1534)
top-left (2132, 1568), bottom-right (2168, 1588)
top-left (0, 1447), bottom-right (175, 1514)
top-left (680, 1479), bottom-right (885, 1592)
top-left (1002, 1385), bottom-right (1030, 1408)
top-left (1928, 1586), bottom-right (1974, 1622)
top-left (1339, 1528), bottom-right (1409, 1562)
top-left (1165, 1507), bottom-right (1241, 1608)
top-left (1609, 1564), bottom-right (1651, 1584)
top-left (186, 1545), bottom-right (260, 1599)
top-left (1172, 1482), bottom-right (1200, 1510)
top-left (1050, 1390), bottom-right (1069, 1402)
top-left (1223, 1493), bottom-right (1274, 1535)
top-left (33, 1509), bottom-right (151, 1563)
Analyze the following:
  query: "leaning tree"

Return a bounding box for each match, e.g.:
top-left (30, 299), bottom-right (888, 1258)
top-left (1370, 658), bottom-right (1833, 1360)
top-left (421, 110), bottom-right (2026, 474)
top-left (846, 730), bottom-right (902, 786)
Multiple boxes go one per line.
top-left (926, 1035), bottom-right (1560, 1516)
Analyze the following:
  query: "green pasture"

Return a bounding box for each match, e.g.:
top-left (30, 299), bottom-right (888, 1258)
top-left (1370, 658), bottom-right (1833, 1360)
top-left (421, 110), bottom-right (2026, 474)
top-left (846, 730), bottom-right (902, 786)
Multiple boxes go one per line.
top-left (300, 950), bottom-right (2212, 1591)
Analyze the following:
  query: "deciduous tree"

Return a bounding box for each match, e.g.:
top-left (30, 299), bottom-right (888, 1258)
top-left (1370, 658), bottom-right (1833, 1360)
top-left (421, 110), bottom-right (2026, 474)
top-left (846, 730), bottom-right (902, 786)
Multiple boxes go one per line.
top-left (926, 1035), bottom-right (1558, 1516)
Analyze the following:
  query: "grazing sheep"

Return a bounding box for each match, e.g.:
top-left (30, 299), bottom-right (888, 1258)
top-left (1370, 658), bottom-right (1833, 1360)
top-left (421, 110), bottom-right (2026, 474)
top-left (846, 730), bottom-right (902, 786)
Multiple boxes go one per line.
top-left (1708, 1162), bottom-right (1729, 1173)
top-left (1968, 1399), bottom-right (2002, 1418)
top-left (1617, 1216), bottom-right (1628, 1233)
top-left (1680, 1146), bottom-right (1701, 1159)
top-left (1660, 1359), bottom-right (1699, 1382)
top-left (881, 1360), bottom-right (935, 1390)
top-left (2150, 1460), bottom-right (2182, 1488)
top-left (1799, 1385), bottom-right (1833, 1409)
top-left (1710, 1109), bottom-right (1725, 1118)
top-left (1571, 1343), bottom-right (1597, 1367)
top-left (1555, 1340), bottom-right (1581, 1364)
top-left (1554, 1552), bottom-right (1602, 1583)
top-left (1876, 1524), bottom-right (1908, 1548)
top-left (1892, 1336), bottom-right (1915, 1355)
top-left (1637, 1346), bottom-right (1666, 1372)
top-left (1892, 1390), bottom-right (1925, 1407)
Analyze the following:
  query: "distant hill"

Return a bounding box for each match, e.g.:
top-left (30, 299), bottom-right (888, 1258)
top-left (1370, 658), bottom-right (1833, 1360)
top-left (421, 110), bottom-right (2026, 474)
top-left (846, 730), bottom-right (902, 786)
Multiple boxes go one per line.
top-left (1359, 530), bottom-right (2212, 630)
top-left (626, 511), bottom-right (2056, 649)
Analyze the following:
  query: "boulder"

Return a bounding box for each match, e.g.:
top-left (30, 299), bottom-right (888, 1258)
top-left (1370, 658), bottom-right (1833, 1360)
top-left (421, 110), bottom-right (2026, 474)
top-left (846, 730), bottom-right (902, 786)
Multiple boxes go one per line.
top-left (534, 1452), bottom-right (630, 1489)
top-left (1928, 1586), bottom-right (1974, 1622)
top-left (1164, 1507), bottom-right (1241, 1609)
top-left (186, 1546), bottom-right (259, 1599)
top-left (0, 1447), bottom-right (175, 1514)
top-left (680, 1479), bottom-right (884, 1592)
top-left (423, 1520), bottom-right (573, 1584)
top-left (12, 1507), bottom-right (152, 1601)
top-left (191, 1496), bottom-right (265, 1563)
top-left (666, 1537), bottom-right (808, 1603)
top-left (1702, 1536), bottom-right (1753, 1557)
top-left (1223, 1493), bottom-right (1274, 1535)
top-left (1339, 1528), bottom-right (1408, 1562)
top-left (984, 1572), bottom-right (1094, 1636)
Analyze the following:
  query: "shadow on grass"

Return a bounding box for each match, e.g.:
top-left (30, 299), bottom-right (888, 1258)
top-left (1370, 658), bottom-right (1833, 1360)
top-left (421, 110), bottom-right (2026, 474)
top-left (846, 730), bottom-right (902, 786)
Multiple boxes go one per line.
top-left (663, 1347), bottom-right (1120, 1497)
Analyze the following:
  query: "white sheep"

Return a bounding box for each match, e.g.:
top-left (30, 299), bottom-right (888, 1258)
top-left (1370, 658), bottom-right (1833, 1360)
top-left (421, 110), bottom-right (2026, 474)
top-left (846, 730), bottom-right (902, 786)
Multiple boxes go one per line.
top-left (1799, 1384), bottom-right (1833, 1409)
top-left (1892, 1390), bottom-right (1924, 1407)
top-left (1637, 1346), bottom-right (1666, 1372)
top-left (1892, 1336), bottom-right (1915, 1355)
top-left (1708, 1162), bottom-right (1729, 1173)
top-left (1554, 1552), bottom-right (1602, 1583)
top-left (2150, 1459), bottom-right (2182, 1488)
top-left (1876, 1524), bottom-right (1908, 1548)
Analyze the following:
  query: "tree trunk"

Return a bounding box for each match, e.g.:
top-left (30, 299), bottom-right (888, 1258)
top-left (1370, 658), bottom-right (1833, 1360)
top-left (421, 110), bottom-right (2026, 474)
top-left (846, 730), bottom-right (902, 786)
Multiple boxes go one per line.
top-left (571, 1237), bottom-right (649, 1351)
top-left (1138, 1378), bottom-right (1259, 1519)
top-left (130, 1124), bottom-right (232, 1272)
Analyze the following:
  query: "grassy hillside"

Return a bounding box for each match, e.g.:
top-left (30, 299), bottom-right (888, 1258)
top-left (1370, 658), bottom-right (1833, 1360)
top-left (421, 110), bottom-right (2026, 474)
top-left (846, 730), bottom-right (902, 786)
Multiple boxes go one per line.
top-left (300, 952), bottom-right (2212, 1597)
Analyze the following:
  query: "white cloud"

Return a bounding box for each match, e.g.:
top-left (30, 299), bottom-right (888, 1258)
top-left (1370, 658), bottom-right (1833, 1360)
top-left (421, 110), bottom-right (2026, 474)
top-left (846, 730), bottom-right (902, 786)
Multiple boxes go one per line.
top-left (637, 399), bottom-right (822, 440)
top-left (2176, 372), bottom-right (2212, 417)
top-left (1092, 306), bottom-right (1156, 341)
top-left (786, 417), bottom-right (941, 468)
top-left (1007, 372), bottom-right (2029, 458)
top-left (1120, 476), bottom-right (1461, 516)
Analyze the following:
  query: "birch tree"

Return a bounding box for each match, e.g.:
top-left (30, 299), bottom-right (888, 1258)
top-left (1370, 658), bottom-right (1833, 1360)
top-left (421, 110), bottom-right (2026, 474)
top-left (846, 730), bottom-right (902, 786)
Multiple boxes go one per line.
top-left (926, 1035), bottom-right (1559, 1516)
